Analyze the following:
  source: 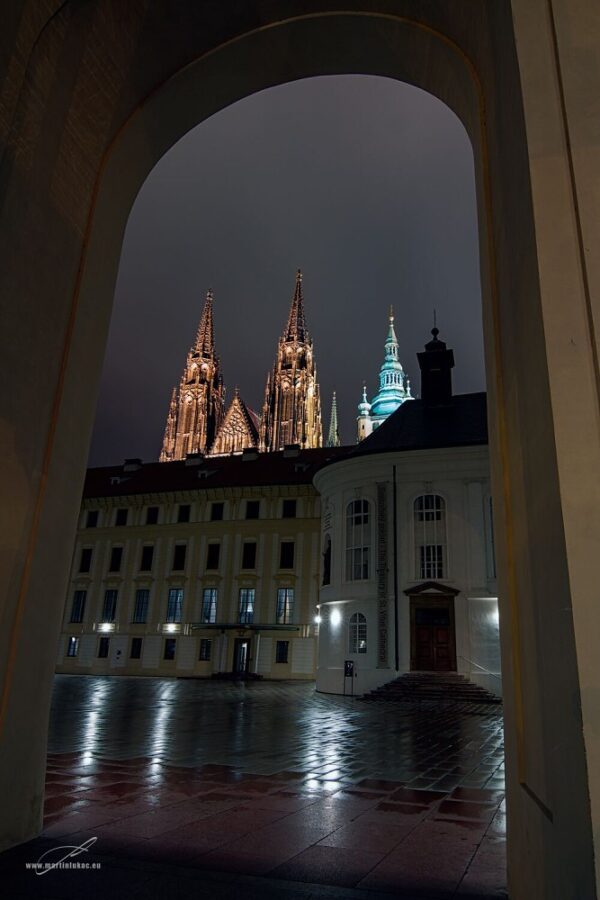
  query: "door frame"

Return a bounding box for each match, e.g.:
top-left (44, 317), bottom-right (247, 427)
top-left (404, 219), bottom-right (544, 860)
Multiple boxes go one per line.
top-left (232, 637), bottom-right (251, 675)
top-left (406, 582), bottom-right (460, 672)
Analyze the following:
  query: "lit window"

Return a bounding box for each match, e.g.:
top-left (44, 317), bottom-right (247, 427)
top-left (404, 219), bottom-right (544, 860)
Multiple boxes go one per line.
top-left (345, 500), bottom-right (370, 581)
top-left (67, 636), bottom-right (79, 658)
top-left (238, 589), bottom-right (255, 624)
top-left (276, 588), bottom-right (294, 624)
top-left (166, 588), bottom-right (183, 623)
top-left (414, 495), bottom-right (447, 579)
top-left (201, 588), bottom-right (217, 624)
top-left (349, 612), bottom-right (367, 654)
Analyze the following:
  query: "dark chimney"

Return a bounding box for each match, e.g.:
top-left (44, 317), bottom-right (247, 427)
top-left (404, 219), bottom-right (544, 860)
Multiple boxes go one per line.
top-left (417, 328), bottom-right (455, 406)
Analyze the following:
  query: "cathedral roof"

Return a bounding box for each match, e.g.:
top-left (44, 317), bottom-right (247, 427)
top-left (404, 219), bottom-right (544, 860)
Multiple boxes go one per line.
top-left (83, 447), bottom-right (348, 499)
top-left (284, 269), bottom-right (307, 343)
top-left (349, 391), bottom-right (488, 456)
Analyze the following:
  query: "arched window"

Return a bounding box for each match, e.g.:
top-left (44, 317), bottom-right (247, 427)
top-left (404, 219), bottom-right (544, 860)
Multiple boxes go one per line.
top-left (322, 534), bottom-right (332, 586)
top-left (349, 612), bottom-right (367, 654)
top-left (346, 499), bottom-right (370, 581)
top-left (414, 494), bottom-right (447, 579)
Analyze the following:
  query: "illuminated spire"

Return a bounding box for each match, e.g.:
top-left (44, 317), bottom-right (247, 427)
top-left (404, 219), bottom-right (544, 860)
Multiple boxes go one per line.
top-left (284, 269), bottom-right (307, 342)
top-left (195, 289), bottom-right (215, 355)
top-left (327, 391), bottom-right (340, 447)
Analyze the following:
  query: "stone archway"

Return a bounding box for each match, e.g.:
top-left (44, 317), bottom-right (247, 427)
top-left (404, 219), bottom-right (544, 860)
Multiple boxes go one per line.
top-left (1, 4), bottom-right (599, 898)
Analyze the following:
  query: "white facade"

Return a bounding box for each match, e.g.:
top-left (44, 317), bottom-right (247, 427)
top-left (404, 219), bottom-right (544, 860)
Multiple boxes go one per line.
top-left (313, 445), bottom-right (501, 697)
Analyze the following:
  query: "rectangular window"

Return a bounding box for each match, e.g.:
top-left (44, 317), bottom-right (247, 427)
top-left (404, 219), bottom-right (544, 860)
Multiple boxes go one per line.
top-left (242, 541), bottom-right (257, 569)
top-left (206, 543), bottom-right (220, 570)
top-left (132, 589), bottom-right (149, 624)
top-left (419, 545), bottom-right (444, 579)
top-left (201, 588), bottom-right (218, 624)
top-left (166, 588), bottom-right (183, 623)
top-left (79, 548), bottom-right (92, 573)
top-left (70, 590), bottom-right (86, 623)
top-left (146, 506), bottom-right (159, 525)
top-left (86, 510), bottom-right (99, 528)
top-left (276, 588), bottom-right (295, 624)
top-left (210, 502), bottom-right (224, 521)
top-left (102, 589), bottom-right (118, 622)
top-left (140, 545), bottom-right (154, 571)
top-left (109, 546), bottom-right (123, 572)
top-left (275, 640), bottom-right (289, 664)
top-left (177, 503), bottom-right (191, 523)
top-left (97, 636), bottom-right (110, 658)
top-left (238, 589), bottom-right (255, 624)
top-left (346, 500), bottom-right (370, 581)
top-left (130, 637), bottom-right (142, 659)
top-left (282, 499), bottom-right (297, 518)
top-left (115, 508), bottom-right (128, 527)
top-left (172, 543), bottom-right (187, 571)
top-left (199, 639), bottom-right (212, 661)
top-left (67, 636), bottom-right (79, 658)
top-left (164, 638), bottom-right (176, 660)
top-left (279, 541), bottom-right (295, 569)
top-left (245, 500), bottom-right (260, 520)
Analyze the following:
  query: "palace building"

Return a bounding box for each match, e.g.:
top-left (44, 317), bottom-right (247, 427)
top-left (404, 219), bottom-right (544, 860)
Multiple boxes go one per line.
top-left (160, 270), bottom-right (323, 461)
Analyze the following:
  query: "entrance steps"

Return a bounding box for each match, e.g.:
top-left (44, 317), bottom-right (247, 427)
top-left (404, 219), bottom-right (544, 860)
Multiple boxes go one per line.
top-left (362, 671), bottom-right (502, 705)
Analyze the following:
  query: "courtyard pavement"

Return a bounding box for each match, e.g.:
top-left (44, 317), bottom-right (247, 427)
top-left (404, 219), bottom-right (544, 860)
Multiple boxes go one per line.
top-left (1, 677), bottom-right (506, 898)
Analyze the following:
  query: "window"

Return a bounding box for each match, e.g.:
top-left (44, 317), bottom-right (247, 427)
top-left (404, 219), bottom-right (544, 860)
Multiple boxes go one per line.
top-left (146, 506), bottom-right (159, 525)
top-left (322, 534), bottom-right (332, 586)
top-left (276, 588), bottom-right (294, 624)
top-left (140, 545), bottom-right (154, 571)
top-left (67, 636), bottom-right (79, 658)
top-left (199, 639), bottom-right (212, 661)
top-left (210, 502), bottom-right (224, 521)
top-left (130, 637), bottom-right (142, 659)
top-left (414, 495), bottom-right (447, 579)
top-left (242, 541), bottom-right (257, 569)
top-left (86, 510), bottom-right (99, 528)
top-left (164, 638), bottom-right (176, 660)
top-left (238, 589), bottom-right (255, 624)
top-left (97, 636), bottom-right (110, 658)
top-left (172, 543), bottom-right (186, 570)
top-left (245, 500), bottom-right (260, 519)
top-left (102, 589), bottom-right (118, 622)
top-left (109, 546), bottom-right (123, 572)
top-left (177, 503), bottom-right (190, 523)
top-left (279, 541), bottom-right (295, 569)
top-left (201, 588), bottom-right (217, 623)
top-left (132, 589), bottom-right (149, 624)
top-left (275, 640), bottom-right (289, 664)
top-left (115, 508), bottom-right (128, 527)
top-left (282, 499), bottom-right (296, 518)
top-left (79, 548), bottom-right (92, 573)
top-left (345, 499), bottom-right (370, 581)
top-left (166, 588), bottom-right (183, 623)
top-left (70, 590), bottom-right (86, 623)
top-left (206, 543), bottom-right (220, 570)
top-left (349, 612), bottom-right (367, 654)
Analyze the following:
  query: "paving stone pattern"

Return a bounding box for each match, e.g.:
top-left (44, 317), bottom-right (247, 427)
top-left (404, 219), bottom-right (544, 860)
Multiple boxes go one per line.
top-left (1, 677), bottom-right (506, 899)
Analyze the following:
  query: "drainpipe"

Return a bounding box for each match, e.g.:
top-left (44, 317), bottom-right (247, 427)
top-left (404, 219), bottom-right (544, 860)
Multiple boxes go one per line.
top-left (393, 465), bottom-right (399, 672)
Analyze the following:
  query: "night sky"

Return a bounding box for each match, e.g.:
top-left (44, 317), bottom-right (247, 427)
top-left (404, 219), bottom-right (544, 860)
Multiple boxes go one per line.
top-left (89, 75), bottom-right (484, 467)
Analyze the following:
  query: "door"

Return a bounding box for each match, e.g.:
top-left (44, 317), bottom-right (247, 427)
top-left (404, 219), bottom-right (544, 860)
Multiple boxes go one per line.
top-left (410, 599), bottom-right (456, 671)
top-left (233, 638), bottom-right (250, 674)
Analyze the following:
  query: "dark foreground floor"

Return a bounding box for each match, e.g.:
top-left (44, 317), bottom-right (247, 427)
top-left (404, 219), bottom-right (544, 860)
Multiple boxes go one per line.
top-left (1, 677), bottom-right (506, 899)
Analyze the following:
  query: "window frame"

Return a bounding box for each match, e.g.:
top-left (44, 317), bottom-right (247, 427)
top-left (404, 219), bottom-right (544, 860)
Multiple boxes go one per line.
top-left (97, 636), bottom-right (110, 658)
top-left (101, 589), bottom-right (118, 623)
top-left (130, 637), bottom-right (143, 659)
top-left (109, 545), bottom-right (123, 573)
top-left (275, 640), bottom-right (289, 664)
top-left (201, 588), bottom-right (218, 624)
top-left (279, 540), bottom-right (295, 570)
top-left (276, 588), bottom-right (295, 624)
top-left (166, 587), bottom-right (183, 624)
top-left (245, 500), bottom-right (260, 520)
top-left (199, 638), bottom-right (212, 661)
top-left (238, 588), bottom-right (255, 624)
top-left (172, 543), bottom-right (187, 571)
top-left (348, 612), bottom-right (368, 654)
top-left (140, 544), bottom-right (154, 571)
top-left (345, 499), bottom-right (371, 582)
top-left (163, 637), bottom-right (177, 660)
top-left (210, 501), bottom-right (224, 521)
top-left (282, 499), bottom-right (297, 519)
top-left (115, 508), bottom-right (128, 527)
top-left (132, 588), bottom-right (149, 624)
top-left (79, 547), bottom-right (92, 573)
top-left (413, 494), bottom-right (447, 580)
top-left (242, 541), bottom-right (257, 570)
top-left (70, 589), bottom-right (87, 623)
top-left (146, 506), bottom-right (159, 525)
top-left (67, 636), bottom-right (80, 658)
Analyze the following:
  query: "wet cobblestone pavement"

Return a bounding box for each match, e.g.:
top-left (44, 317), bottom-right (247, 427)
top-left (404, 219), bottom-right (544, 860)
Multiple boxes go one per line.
top-left (1, 677), bottom-right (506, 899)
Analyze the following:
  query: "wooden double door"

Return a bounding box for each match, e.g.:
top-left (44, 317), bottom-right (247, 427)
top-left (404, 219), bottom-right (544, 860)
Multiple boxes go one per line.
top-left (410, 597), bottom-right (456, 672)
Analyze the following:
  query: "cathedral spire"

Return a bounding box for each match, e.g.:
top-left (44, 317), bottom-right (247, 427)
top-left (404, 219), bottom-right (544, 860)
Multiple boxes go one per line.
top-left (284, 269), bottom-right (306, 343)
top-left (327, 391), bottom-right (340, 447)
top-left (194, 289), bottom-right (215, 355)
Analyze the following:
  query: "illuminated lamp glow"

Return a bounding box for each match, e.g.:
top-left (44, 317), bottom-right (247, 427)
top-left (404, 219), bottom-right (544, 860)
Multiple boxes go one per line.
top-left (98, 622), bottom-right (113, 633)
top-left (330, 608), bottom-right (341, 627)
top-left (314, 615), bottom-right (322, 625)
top-left (165, 623), bottom-right (178, 633)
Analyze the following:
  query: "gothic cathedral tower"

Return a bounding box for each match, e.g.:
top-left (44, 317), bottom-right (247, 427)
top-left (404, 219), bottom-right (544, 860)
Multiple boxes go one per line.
top-left (160, 290), bottom-right (225, 461)
top-left (259, 270), bottom-right (323, 452)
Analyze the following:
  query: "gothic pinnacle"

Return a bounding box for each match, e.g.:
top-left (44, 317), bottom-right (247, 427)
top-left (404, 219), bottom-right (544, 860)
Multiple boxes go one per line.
top-left (195, 288), bottom-right (215, 355)
top-left (327, 391), bottom-right (340, 447)
top-left (284, 268), bottom-right (307, 343)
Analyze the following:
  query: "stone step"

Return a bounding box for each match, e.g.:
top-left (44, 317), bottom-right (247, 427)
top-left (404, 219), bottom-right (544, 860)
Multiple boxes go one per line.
top-left (363, 671), bottom-right (502, 705)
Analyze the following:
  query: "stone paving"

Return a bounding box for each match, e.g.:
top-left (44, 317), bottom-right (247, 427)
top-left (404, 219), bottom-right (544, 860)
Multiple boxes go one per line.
top-left (1, 676), bottom-right (506, 899)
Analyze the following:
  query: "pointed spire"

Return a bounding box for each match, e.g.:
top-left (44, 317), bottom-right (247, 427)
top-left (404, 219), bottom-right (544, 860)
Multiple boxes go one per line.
top-left (284, 269), bottom-right (307, 342)
top-left (327, 391), bottom-right (340, 447)
top-left (195, 289), bottom-right (215, 355)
